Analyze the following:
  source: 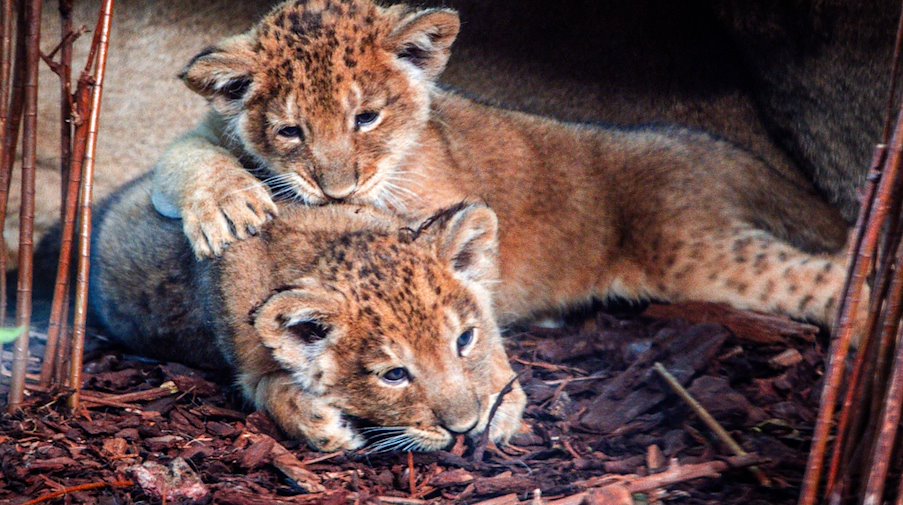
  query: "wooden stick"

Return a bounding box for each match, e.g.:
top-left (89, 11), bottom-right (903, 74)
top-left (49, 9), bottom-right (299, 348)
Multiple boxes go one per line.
top-left (549, 454), bottom-right (767, 505)
top-left (825, 191), bottom-right (903, 494)
top-left (97, 380), bottom-right (178, 403)
top-left (0, 0), bottom-right (25, 326)
top-left (0, 0), bottom-right (9, 332)
top-left (39, 0), bottom-right (75, 386)
top-left (0, 0), bottom-right (13, 202)
top-left (68, 0), bottom-right (114, 409)
top-left (0, 0), bottom-right (14, 335)
top-left (472, 373), bottom-right (520, 463)
top-left (7, 0), bottom-right (41, 413)
top-left (800, 105), bottom-right (903, 505)
top-left (407, 451), bottom-right (417, 496)
top-left (653, 362), bottom-right (771, 487)
top-left (50, 81), bottom-right (90, 389)
top-left (22, 480), bottom-right (133, 505)
top-left (861, 324), bottom-right (903, 504)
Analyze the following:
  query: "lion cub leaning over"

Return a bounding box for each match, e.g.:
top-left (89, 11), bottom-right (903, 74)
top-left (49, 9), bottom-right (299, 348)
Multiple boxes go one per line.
top-left (91, 176), bottom-right (525, 452)
top-left (154, 0), bottom-right (853, 328)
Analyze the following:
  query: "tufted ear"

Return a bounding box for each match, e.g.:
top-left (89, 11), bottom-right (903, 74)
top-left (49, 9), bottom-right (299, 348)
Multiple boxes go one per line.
top-left (180, 32), bottom-right (257, 104)
top-left (430, 203), bottom-right (499, 286)
top-left (386, 8), bottom-right (460, 81)
top-left (252, 288), bottom-right (334, 352)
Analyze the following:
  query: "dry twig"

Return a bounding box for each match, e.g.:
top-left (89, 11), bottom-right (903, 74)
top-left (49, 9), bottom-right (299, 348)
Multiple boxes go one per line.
top-left (68, 0), bottom-right (115, 409)
top-left (472, 373), bottom-right (521, 463)
top-left (7, 0), bottom-right (42, 413)
top-left (39, 0), bottom-right (77, 386)
top-left (653, 362), bottom-right (771, 487)
top-left (549, 454), bottom-right (767, 505)
top-left (0, 0), bottom-right (25, 325)
top-left (22, 480), bottom-right (134, 505)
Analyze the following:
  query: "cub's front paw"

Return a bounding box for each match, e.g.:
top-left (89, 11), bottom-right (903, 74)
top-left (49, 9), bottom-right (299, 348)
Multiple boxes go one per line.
top-left (487, 381), bottom-right (527, 445)
top-left (270, 391), bottom-right (365, 452)
top-left (182, 170), bottom-right (278, 258)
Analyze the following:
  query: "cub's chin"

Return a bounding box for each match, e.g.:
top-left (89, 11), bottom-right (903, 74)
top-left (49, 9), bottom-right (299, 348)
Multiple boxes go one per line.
top-left (357, 385), bottom-right (527, 454)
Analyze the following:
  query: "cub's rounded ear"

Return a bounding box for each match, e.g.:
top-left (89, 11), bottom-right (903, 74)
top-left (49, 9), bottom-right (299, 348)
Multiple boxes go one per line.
top-left (180, 32), bottom-right (257, 103)
top-left (386, 8), bottom-right (460, 81)
top-left (431, 203), bottom-right (499, 285)
top-left (252, 289), bottom-right (334, 351)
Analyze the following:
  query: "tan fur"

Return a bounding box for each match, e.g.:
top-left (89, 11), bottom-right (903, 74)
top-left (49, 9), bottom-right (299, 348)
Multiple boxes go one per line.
top-left (26, 0), bottom-right (838, 265)
top-left (91, 176), bottom-right (525, 451)
top-left (152, 0), bottom-right (852, 329)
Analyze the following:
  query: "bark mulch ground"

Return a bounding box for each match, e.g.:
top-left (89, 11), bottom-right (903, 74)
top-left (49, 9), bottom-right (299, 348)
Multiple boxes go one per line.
top-left (0, 301), bottom-right (825, 505)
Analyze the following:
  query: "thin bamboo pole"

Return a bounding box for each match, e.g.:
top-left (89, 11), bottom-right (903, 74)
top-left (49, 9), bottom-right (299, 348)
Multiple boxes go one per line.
top-left (826, 148), bottom-right (900, 496)
top-left (0, 0), bottom-right (14, 335)
top-left (862, 324), bottom-right (903, 504)
top-left (7, 0), bottom-right (41, 412)
top-left (39, 0), bottom-right (76, 387)
top-left (0, 0), bottom-right (25, 325)
top-left (0, 0), bottom-right (13, 188)
top-left (58, 0), bottom-right (72, 212)
top-left (44, 83), bottom-right (89, 387)
top-left (68, 0), bottom-right (114, 409)
top-left (799, 106), bottom-right (903, 505)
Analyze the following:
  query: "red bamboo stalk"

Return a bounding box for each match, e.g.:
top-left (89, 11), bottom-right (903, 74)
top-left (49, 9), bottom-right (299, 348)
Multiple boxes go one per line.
top-left (41, 83), bottom-right (89, 386)
top-left (57, 0), bottom-right (73, 210)
top-left (833, 145), bottom-right (886, 326)
top-left (861, 325), bottom-right (903, 504)
top-left (68, 0), bottom-right (114, 409)
top-left (0, 0), bottom-right (13, 177)
top-left (6, 0), bottom-right (41, 413)
top-left (0, 0), bottom-right (25, 325)
top-left (0, 0), bottom-right (15, 334)
top-left (799, 106), bottom-right (903, 505)
top-left (826, 148), bottom-right (900, 495)
top-left (39, 0), bottom-right (76, 387)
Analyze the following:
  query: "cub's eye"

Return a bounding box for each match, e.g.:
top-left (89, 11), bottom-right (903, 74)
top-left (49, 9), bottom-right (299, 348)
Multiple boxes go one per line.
top-left (354, 111), bottom-right (380, 131)
top-left (277, 125), bottom-right (304, 139)
top-left (381, 367), bottom-right (410, 385)
top-left (456, 328), bottom-right (476, 356)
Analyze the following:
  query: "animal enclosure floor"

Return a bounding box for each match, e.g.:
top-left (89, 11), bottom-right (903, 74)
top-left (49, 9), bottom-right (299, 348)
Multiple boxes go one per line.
top-left (0, 302), bottom-right (830, 504)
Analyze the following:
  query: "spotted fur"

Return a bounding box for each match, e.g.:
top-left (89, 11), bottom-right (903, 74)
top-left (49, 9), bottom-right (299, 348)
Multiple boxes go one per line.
top-left (91, 176), bottom-right (525, 452)
top-left (154, 0), bottom-right (855, 330)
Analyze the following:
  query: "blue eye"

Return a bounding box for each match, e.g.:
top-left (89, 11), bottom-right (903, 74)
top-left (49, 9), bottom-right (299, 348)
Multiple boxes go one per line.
top-left (277, 125), bottom-right (304, 139)
top-left (355, 111), bottom-right (379, 130)
top-left (456, 328), bottom-right (475, 355)
top-left (382, 367), bottom-right (409, 385)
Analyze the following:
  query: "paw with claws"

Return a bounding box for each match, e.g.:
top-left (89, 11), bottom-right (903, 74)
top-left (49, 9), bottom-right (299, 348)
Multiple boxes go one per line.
top-left (261, 375), bottom-right (365, 452)
top-left (181, 169), bottom-right (279, 258)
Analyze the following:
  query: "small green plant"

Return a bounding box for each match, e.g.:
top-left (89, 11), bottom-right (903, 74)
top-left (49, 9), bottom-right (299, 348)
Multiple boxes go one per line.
top-left (0, 327), bottom-right (24, 345)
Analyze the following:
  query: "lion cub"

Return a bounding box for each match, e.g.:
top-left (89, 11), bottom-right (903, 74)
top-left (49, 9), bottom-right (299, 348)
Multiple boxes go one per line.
top-left (91, 176), bottom-right (525, 451)
top-left (154, 0), bottom-right (852, 328)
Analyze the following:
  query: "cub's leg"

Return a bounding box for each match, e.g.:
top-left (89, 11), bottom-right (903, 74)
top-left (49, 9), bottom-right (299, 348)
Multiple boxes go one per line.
top-left (249, 372), bottom-right (364, 452)
top-left (646, 223), bottom-right (851, 326)
top-left (152, 121), bottom-right (278, 258)
top-left (480, 349), bottom-right (527, 444)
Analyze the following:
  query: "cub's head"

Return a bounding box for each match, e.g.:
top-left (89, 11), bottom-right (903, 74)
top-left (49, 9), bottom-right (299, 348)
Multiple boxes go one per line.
top-left (181, 0), bottom-right (459, 207)
top-left (252, 204), bottom-right (525, 451)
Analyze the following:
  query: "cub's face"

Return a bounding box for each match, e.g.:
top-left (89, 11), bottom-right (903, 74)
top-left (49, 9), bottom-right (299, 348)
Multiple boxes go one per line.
top-left (181, 0), bottom-right (460, 208)
top-left (252, 205), bottom-right (525, 450)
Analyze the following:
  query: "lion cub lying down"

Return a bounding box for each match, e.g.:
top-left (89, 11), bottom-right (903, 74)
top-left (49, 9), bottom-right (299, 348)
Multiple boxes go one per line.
top-left (155, 0), bottom-right (853, 329)
top-left (91, 177), bottom-right (525, 451)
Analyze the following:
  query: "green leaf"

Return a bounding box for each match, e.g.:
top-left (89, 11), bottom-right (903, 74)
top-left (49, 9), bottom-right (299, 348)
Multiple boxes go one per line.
top-left (0, 327), bottom-right (24, 344)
